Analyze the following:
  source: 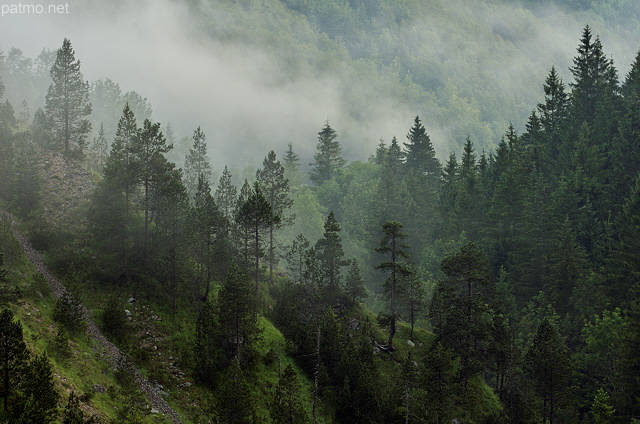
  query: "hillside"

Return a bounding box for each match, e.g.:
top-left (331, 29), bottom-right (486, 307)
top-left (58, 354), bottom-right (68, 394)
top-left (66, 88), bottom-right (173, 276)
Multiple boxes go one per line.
top-left (2, 1), bottom-right (640, 423)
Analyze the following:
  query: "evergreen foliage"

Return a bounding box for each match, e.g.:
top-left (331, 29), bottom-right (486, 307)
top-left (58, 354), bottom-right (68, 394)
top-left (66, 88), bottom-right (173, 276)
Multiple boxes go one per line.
top-left (309, 122), bottom-right (345, 186)
top-left (44, 39), bottom-right (92, 157)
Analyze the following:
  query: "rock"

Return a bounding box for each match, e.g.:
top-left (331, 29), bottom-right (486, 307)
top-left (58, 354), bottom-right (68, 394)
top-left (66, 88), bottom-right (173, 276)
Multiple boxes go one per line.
top-left (347, 318), bottom-right (360, 330)
top-left (159, 390), bottom-right (169, 398)
top-left (407, 340), bottom-right (415, 348)
top-left (151, 408), bottom-right (159, 414)
top-left (184, 382), bottom-right (192, 387)
top-left (124, 309), bottom-right (132, 317)
top-left (93, 384), bottom-right (107, 394)
top-left (128, 297), bottom-right (135, 304)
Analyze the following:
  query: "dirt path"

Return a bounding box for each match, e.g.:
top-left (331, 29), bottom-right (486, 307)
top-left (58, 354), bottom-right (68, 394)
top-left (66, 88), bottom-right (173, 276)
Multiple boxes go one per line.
top-left (2, 210), bottom-right (183, 424)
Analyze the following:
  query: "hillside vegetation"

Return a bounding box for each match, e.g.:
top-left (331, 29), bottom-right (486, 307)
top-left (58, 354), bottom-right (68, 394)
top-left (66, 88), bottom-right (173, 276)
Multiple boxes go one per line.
top-left (1, 1), bottom-right (640, 423)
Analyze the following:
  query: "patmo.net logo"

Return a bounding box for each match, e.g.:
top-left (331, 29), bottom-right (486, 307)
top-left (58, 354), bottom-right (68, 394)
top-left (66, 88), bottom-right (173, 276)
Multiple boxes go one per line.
top-left (1, 3), bottom-right (69, 17)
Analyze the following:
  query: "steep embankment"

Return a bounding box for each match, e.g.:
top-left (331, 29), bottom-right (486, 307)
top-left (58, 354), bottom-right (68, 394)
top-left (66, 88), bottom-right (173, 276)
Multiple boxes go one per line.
top-left (2, 208), bottom-right (184, 423)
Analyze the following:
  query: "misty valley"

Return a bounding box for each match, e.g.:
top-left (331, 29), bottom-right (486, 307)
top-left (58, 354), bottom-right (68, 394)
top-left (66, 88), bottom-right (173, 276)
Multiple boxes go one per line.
top-left (1, 0), bottom-right (640, 423)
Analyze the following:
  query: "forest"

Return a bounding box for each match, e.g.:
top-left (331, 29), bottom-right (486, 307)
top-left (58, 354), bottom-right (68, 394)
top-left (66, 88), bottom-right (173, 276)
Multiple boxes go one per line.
top-left (1, 0), bottom-right (640, 423)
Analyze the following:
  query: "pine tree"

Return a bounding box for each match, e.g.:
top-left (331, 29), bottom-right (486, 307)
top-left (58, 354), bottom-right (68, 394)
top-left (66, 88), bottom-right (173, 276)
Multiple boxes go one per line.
top-left (188, 175), bottom-right (228, 301)
top-left (315, 211), bottom-right (348, 295)
top-left (256, 150), bottom-right (293, 283)
top-left (345, 259), bottom-right (366, 304)
top-left (131, 119), bottom-right (171, 258)
top-left (183, 126), bottom-right (212, 202)
top-left (0, 308), bottom-right (29, 414)
top-left (525, 319), bottom-right (571, 424)
top-left (236, 183), bottom-right (279, 296)
top-left (235, 180), bottom-right (253, 271)
top-left (218, 265), bottom-right (258, 364)
top-left (215, 165), bottom-right (238, 221)
top-left (431, 243), bottom-right (494, 382)
top-left (19, 354), bottom-right (58, 423)
top-left (271, 364), bottom-right (309, 424)
top-left (91, 123), bottom-right (108, 173)
top-left (218, 359), bottom-right (256, 424)
top-left (193, 301), bottom-right (220, 386)
top-left (309, 122), bottom-right (345, 185)
top-left (537, 67), bottom-right (569, 162)
top-left (376, 136), bottom-right (404, 224)
top-left (376, 221), bottom-right (411, 350)
top-left (286, 233), bottom-right (310, 283)
top-left (61, 392), bottom-right (85, 424)
top-left (399, 266), bottom-right (424, 340)
top-left (283, 142), bottom-right (302, 186)
top-left (44, 38), bottom-right (92, 157)
top-left (403, 116), bottom-right (440, 179)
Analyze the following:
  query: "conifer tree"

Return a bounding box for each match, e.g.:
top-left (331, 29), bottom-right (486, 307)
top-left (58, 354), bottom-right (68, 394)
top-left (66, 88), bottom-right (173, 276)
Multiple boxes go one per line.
top-left (44, 38), bottom-right (92, 157)
top-left (525, 319), bottom-right (571, 424)
top-left (271, 364), bottom-right (309, 424)
top-left (431, 243), bottom-right (494, 382)
top-left (309, 122), bottom-right (345, 185)
top-left (286, 233), bottom-right (310, 283)
top-left (315, 211), bottom-right (348, 295)
top-left (257, 150), bottom-right (293, 283)
top-left (91, 123), bottom-right (108, 173)
top-left (376, 221), bottom-right (411, 350)
top-left (0, 308), bottom-right (29, 414)
top-left (189, 175), bottom-right (227, 301)
top-left (184, 126), bottom-right (211, 202)
top-left (283, 142), bottom-right (302, 186)
top-left (19, 354), bottom-right (58, 423)
top-left (345, 259), bottom-right (366, 304)
top-left (235, 180), bottom-right (253, 270)
top-left (218, 265), bottom-right (258, 364)
top-left (215, 165), bottom-right (238, 221)
top-left (404, 116), bottom-right (440, 180)
top-left (131, 119), bottom-right (171, 258)
top-left (218, 358), bottom-right (256, 424)
top-left (537, 67), bottom-right (568, 161)
top-left (193, 301), bottom-right (220, 386)
top-left (236, 183), bottom-right (279, 295)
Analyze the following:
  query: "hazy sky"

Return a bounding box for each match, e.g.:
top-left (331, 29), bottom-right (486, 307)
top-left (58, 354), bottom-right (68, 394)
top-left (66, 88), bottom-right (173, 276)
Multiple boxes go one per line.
top-left (2, 0), bottom-right (639, 167)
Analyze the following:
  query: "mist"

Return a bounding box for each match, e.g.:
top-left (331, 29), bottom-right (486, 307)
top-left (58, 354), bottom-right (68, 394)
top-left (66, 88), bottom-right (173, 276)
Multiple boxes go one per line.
top-left (1, 0), bottom-right (639, 168)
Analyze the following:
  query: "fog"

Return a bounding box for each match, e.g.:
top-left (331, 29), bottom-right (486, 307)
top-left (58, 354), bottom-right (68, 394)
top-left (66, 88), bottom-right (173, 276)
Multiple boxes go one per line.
top-left (1, 0), bottom-right (639, 167)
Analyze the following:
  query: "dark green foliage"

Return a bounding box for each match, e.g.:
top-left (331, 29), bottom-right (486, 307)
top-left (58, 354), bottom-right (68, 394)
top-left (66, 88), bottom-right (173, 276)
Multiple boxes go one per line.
top-left (525, 319), bottom-right (571, 424)
top-left (430, 242), bottom-right (495, 382)
top-left (61, 392), bottom-right (86, 424)
top-left (45, 38), bottom-right (92, 157)
top-left (285, 233), bottom-right (309, 283)
top-left (314, 211), bottom-right (349, 298)
top-left (218, 359), bottom-right (256, 424)
top-left (271, 364), bottom-right (309, 424)
top-left (236, 183), bottom-right (280, 294)
top-left (0, 253), bottom-right (20, 305)
top-left (218, 265), bottom-right (259, 365)
top-left (189, 174), bottom-right (229, 301)
top-left (214, 165), bottom-right (237, 221)
top-left (184, 126), bottom-right (212, 202)
top-left (0, 308), bottom-right (29, 415)
top-left (100, 297), bottom-right (129, 343)
top-left (376, 221), bottom-right (411, 349)
top-left (256, 150), bottom-right (293, 283)
top-left (19, 354), bottom-right (59, 423)
top-left (53, 289), bottom-right (85, 335)
top-left (344, 259), bottom-right (366, 304)
top-left (193, 301), bottom-right (221, 386)
top-left (309, 122), bottom-right (346, 186)
top-left (403, 115), bottom-right (441, 180)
